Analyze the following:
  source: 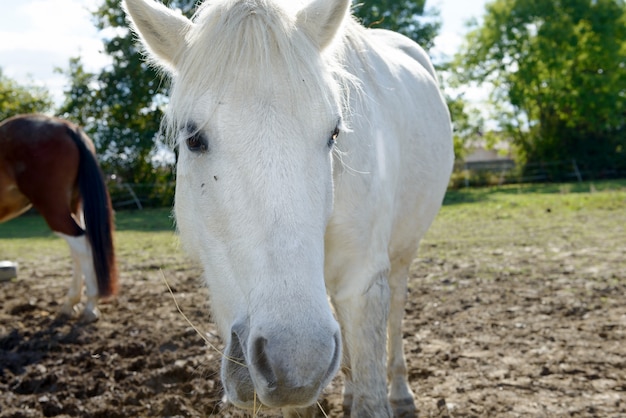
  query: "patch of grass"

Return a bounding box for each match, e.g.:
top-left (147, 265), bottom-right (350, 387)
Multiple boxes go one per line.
top-left (422, 179), bottom-right (626, 284)
top-left (443, 179), bottom-right (626, 205)
top-left (2, 180), bottom-right (625, 282)
top-left (0, 208), bottom-right (175, 239)
top-left (114, 208), bottom-right (175, 232)
top-left (0, 213), bottom-right (56, 239)
top-left (0, 208), bottom-right (179, 268)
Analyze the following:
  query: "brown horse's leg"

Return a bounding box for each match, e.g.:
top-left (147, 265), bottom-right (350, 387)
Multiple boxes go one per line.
top-left (24, 180), bottom-right (102, 321)
top-left (55, 230), bottom-right (101, 323)
top-left (56, 232), bottom-right (86, 318)
top-left (36, 205), bottom-right (83, 236)
top-left (33, 204), bottom-right (95, 320)
top-left (38, 206), bottom-right (101, 322)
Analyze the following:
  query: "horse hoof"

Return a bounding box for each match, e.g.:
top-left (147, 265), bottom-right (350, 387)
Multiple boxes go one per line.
top-left (80, 308), bottom-right (100, 324)
top-left (391, 398), bottom-right (417, 418)
top-left (59, 304), bottom-right (79, 320)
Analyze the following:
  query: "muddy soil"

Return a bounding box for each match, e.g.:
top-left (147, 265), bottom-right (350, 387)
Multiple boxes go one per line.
top-left (1, 209), bottom-right (625, 417)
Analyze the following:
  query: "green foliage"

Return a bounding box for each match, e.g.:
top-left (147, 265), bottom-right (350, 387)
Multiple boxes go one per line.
top-left (0, 69), bottom-right (53, 120)
top-left (456, 0), bottom-right (626, 175)
top-left (352, 0), bottom-right (441, 48)
top-left (58, 0), bottom-right (197, 187)
top-left (446, 93), bottom-right (486, 160)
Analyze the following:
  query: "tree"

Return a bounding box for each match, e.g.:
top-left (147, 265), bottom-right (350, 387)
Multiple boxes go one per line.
top-left (446, 93), bottom-right (485, 160)
top-left (0, 69), bottom-right (53, 120)
top-left (456, 0), bottom-right (626, 176)
top-left (352, 0), bottom-right (441, 49)
top-left (59, 0), bottom-right (197, 190)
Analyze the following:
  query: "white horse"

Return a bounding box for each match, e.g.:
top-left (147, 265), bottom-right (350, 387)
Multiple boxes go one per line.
top-left (123, 0), bottom-right (453, 416)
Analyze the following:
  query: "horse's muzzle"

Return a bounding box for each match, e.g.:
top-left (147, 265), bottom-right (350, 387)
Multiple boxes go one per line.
top-left (222, 321), bottom-right (342, 408)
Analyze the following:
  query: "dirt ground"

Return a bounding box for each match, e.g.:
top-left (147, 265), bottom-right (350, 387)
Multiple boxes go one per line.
top-left (1, 203), bottom-right (625, 417)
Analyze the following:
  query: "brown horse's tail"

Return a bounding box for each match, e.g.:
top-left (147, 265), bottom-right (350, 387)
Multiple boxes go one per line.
top-left (66, 127), bottom-right (118, 297)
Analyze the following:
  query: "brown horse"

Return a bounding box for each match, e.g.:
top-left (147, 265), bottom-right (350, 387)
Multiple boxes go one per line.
top-left (0, 114), bottom-right (118, 322)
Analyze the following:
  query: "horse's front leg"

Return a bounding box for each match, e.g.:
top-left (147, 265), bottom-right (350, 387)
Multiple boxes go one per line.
top-left (57, 232), bottom-right (100, 322)
top-left (387, 264), bottom-right (416, 417)
top-left (333, 268), bottom-right (393, 417)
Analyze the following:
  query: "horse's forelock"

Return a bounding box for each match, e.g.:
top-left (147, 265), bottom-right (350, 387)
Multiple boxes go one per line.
top-left (163, 0), bottom-right (350, 147)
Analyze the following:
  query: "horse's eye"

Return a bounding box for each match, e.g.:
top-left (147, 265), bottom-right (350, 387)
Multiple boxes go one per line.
top-left (328, 125), bottom-right (340, 148)
top-left (186, 130), bottom-right (208, 153)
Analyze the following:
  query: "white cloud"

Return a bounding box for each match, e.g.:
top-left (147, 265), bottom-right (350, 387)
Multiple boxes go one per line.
top-left (0, 0), bottom-right (109, 103)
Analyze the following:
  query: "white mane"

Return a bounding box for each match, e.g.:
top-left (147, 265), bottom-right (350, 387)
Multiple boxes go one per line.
top-left (163, 0), bottom-right (357, 145)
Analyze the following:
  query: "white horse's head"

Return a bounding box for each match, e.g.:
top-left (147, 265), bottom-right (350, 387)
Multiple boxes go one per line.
top-left (123, 0), bottom-right (350, 409)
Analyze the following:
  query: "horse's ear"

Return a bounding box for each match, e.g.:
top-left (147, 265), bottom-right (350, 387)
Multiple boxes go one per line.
top-left (296, 0), bottom-right (350, 50)
top-left (123, 0), bottom-right (192, 72)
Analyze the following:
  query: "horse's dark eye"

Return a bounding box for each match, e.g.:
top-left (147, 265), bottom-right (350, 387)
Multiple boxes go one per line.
top-left (185, 125), bottom-right (208, 153)
top-left (328, 125), bottom-right (340, 148)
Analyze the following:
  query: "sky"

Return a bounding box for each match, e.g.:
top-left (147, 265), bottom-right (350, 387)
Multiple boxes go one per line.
top-left (0, 0), bottom-right (489, 105)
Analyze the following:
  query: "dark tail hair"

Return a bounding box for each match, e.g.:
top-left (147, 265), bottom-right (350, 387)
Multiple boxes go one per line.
top-left (66, 127), bottom-right (118, 297)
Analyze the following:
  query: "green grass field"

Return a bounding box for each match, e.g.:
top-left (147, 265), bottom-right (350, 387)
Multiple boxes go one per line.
top-left (417, 179), bottom-right (626, 286)
top-left (0, 207), bottom-right (179, 271)
top-left (1, 179), bottom-right (625, 273)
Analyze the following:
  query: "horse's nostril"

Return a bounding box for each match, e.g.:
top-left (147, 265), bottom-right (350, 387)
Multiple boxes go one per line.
top-left (251, 337), bottom-right (277, 389)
